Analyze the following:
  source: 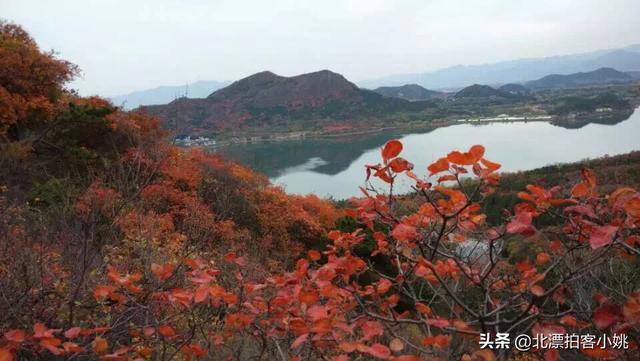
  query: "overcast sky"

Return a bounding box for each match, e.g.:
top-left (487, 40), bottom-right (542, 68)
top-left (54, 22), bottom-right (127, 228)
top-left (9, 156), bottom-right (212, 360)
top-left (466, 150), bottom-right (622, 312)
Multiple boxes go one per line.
top-left (3, 0), bottom-right (640, 96)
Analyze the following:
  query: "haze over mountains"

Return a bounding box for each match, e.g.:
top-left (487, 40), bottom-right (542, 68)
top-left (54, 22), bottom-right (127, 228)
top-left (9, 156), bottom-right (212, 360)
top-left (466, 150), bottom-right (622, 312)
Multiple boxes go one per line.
top-left (359, 44), bottom-right (640, 90)
top-left (110, 80), bottom-right (230, 109)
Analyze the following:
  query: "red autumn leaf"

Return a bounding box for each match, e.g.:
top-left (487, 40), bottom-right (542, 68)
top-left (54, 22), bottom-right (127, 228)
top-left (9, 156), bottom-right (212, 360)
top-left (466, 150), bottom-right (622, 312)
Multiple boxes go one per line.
top-left (151, 263), bottom-right (174, 281)
top-left (593, 304), bottom-right (622, 329)
top-left (593, 292), bottom-right (608, 305)
top-left (3, 330), bottom-right (25, 343)
top-left (374, 167), bottom-right (393, 183)
top-left (308, 250), bottom-right (321, 261)
top-left (298, 289), bottom-right (320, 305)
top-left (181, 343), bottom-right (206, 357)
top-left (223, 252), bottom-right (237, 263)
top-left (535, 252), bottom-right (551, 265)
top-left (589, 225), bottom-right (618, 249)
top-left (469, 144), bottom-right (485, 160)
top-left (306, 305), bottom-right (328, 322)
top-left (447, 145), bottom-right (485, 165)
top-left (435, 186), bottom-right (467, 204)
top-left (143, 327), bottom-right (155, 338)
top-left (480, 158), bottom-right (501, 172)
top-left (158, 325), bottom-right (176, 337)
top-left (415, 303), bottom-right (432, 315)
top-left (376, 278), bottom-right (393, 294)
top-left (91, 327), bottom-right (111, 334)
top-left (339, 341), bottom-right (358, 352)
top-left (559, 315), bottom-right (578, 327)
top-left (506, 211), bottom-right (535, 235)
top-left (209, 284), bottom-right (226, 297)
top-left (388, 157), bottom-right (413, 173)
top-left (79, 327), bottom-right (109, 337)
top-left (428, 157), bottom-right (450, 175)
top-left (571, 182), bottom-right (589, 198)
top-left (310, 319), bottom-right (332, 334)
top-left (33, 323), bottom-right (60, 339)
top-left (63, 327), bottom-right (82, 340)
top-left (93, 285), bottom-right (115, 300)
top-left (62, 342), bottom-right (84, 353)
top-left (366, 343), bottom-right (391, 359)
top-left (137, 346), bottom-right (154, 357)
top-left (361, 321), bottom-right (384, 341)
top-left (39, 338), bottom-right (64, 355)
top-left (290, 333), bottom-right (308, 349)
top-left (623, 195), bottom-right (640, 220)
top-left (389, 157), bottom-right (413, 173)
top-left (390, 223), bottom-right (419, 241)
top-left (564, 204), bottom-right (598, 219)
top-left (92, 336), bottom-right (108, 353)
top-left (559, 315), bottom-right (589, 329)
top-left (422, 335), bottom-right (451, 348)
top-left (194, 285), bottom-right (210, 303)
top-left (234, 256), bottom-right (248, 267)
top-left (437, 174), bottom-right (457, 183)
top-left (365, 164), bottom-right (381, 181)
top-left (382, 140), bottom-right (403, 163)
top-left (425, 318), bottom-right (450, 328)
top-left (530, 284), bottom-right (545, 297)
top-left (446, 151), bottom-right (468, 165)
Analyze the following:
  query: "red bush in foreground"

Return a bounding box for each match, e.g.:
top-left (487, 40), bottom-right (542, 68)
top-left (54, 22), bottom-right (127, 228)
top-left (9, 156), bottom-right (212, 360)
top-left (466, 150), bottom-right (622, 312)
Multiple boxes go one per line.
top-left (2, 139), bottom-right (640, 361)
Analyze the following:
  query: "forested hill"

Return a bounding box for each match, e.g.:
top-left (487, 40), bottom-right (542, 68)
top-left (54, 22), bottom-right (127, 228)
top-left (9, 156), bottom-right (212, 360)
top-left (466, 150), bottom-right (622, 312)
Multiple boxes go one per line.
top-left (140, 70), bottom-right (433, 136)
top-left (525, 67), bottom-right (634, 90)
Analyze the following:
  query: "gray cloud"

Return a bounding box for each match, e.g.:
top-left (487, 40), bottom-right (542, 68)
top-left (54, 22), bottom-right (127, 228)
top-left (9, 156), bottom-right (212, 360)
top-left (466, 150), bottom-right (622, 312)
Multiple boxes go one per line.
top-left (3, 0), bottom-right (639, 96)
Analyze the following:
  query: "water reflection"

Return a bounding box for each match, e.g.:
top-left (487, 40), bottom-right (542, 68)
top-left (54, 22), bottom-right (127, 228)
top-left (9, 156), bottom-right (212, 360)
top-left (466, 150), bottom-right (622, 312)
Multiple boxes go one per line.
top-left (214, 108), bottom-right (640, 199)
top-left (215, 132), bottom-right (407, 177)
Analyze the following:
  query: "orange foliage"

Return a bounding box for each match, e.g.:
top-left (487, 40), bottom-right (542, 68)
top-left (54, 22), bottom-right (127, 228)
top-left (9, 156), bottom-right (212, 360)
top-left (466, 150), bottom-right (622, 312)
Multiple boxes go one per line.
top-left (0, 21), bottom-right (77, 136)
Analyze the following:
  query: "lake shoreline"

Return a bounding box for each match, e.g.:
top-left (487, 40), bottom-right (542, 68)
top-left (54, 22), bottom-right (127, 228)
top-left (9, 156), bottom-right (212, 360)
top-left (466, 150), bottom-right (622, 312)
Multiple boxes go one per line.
top-left (202, 108), bottom-right (635, 149)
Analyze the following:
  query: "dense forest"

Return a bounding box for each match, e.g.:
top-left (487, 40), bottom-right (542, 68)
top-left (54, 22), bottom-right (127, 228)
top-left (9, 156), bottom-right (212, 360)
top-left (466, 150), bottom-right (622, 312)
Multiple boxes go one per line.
top-left (2, 21), bottom-right (640, 361)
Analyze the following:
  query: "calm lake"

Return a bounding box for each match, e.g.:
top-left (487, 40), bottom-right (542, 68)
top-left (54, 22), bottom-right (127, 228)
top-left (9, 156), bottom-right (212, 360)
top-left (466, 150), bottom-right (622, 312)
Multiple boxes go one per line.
top-left (213, 107), bottom-right (640, 199)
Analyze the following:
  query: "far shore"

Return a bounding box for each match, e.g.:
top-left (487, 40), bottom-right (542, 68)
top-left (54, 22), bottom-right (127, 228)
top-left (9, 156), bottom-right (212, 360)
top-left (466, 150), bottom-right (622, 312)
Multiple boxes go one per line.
top-left (175, 107), bottom-right (637, 149)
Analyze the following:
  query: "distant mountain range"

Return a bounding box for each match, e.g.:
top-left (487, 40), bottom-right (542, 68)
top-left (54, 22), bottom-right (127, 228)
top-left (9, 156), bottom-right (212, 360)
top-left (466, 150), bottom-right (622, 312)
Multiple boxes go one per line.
top-left (525, 67), bottom-right (633, 90)
top-left (140, 70), bottom-right (433, 136)
top-left (390, 68), bottom-right (635, 101)
top-left (110, 80), bottom-right (230, 109)
top-left (112, 44), bottom-right (640, 109)
top-left (359, 44), bottom-right (640, 90)
top-left (373, 84), bottom-right (443, 101)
